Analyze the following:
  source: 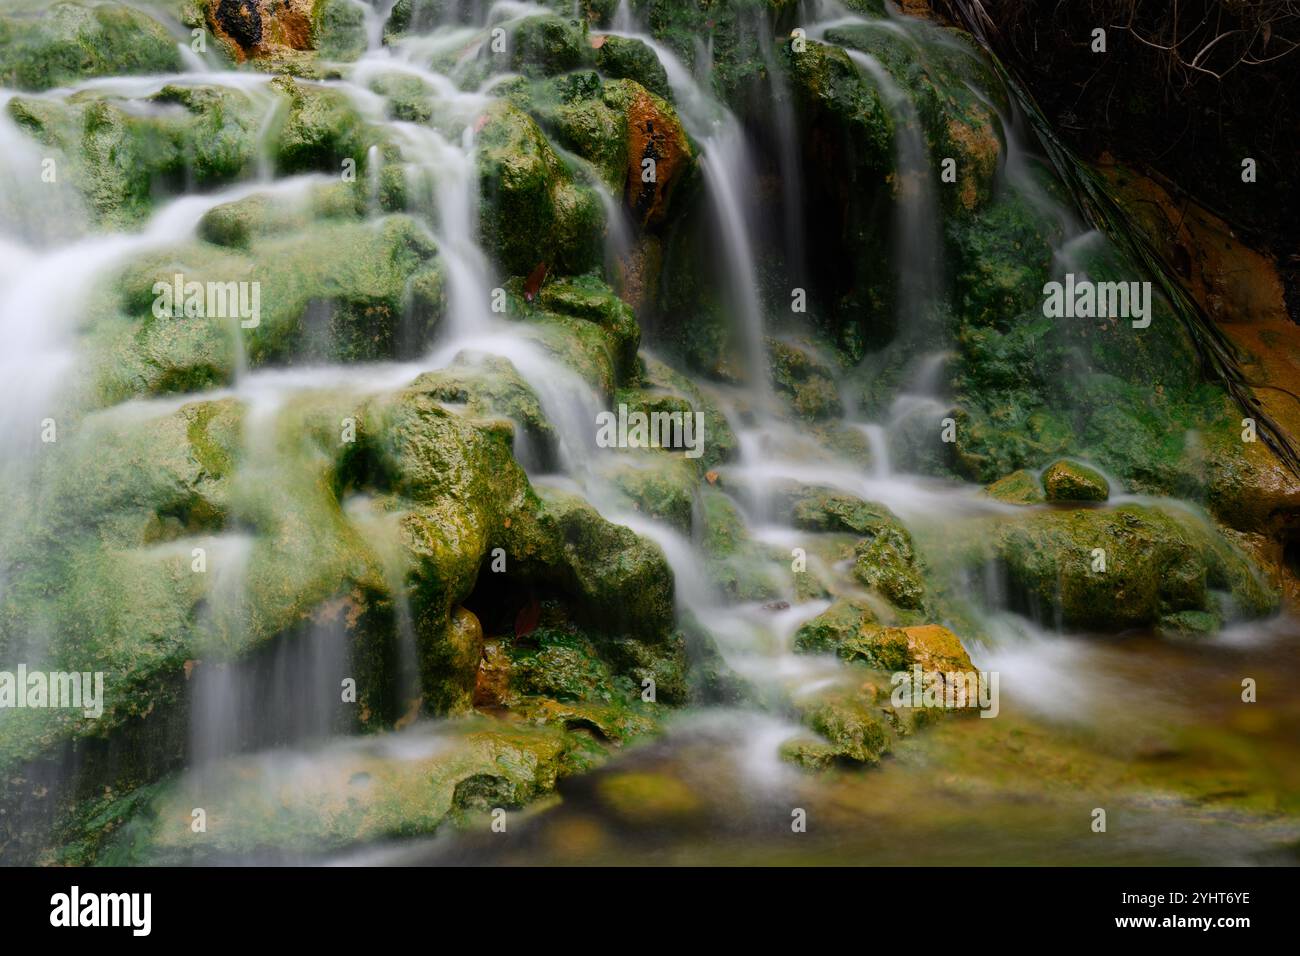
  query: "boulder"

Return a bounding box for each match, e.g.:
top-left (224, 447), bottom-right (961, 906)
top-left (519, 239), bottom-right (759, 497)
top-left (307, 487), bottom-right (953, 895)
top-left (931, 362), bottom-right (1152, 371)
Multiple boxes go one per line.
top-left (1041, 459), bottom-right (1109, 502)
top-left (992, 504), bottom-right (1277, 631)
top-left (476, 102), bottom-right (604, 276)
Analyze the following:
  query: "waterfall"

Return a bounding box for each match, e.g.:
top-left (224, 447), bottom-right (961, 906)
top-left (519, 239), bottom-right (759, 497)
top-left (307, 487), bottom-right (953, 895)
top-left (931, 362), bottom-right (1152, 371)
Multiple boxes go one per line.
top-left (1, 0), bottom-right (1288, 868)
top-left (603, 23), bottom-right (773, 397)
top-left (843, 49), bottom-right (942, 339)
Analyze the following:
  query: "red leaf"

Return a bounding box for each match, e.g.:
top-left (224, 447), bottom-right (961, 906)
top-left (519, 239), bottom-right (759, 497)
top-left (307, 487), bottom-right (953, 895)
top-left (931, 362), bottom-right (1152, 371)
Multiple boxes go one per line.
top-left (514, 596), bottom-right (540, 637)
top-left (524, 262), bottom-right (548, 302)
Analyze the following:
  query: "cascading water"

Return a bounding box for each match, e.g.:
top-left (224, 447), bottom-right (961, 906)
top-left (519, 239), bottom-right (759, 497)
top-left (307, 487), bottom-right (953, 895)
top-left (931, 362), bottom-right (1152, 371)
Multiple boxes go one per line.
top-left (0, 0), bottom-right (1294, 869)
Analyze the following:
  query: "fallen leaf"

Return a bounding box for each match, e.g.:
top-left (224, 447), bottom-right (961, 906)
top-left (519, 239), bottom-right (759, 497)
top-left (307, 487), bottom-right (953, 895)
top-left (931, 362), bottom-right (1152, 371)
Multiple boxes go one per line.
top-left (524, 261), bottom-right (548, 302)
top-left (705, 470), bottom-right (719, 485)
top-left (515, 595), bottom-right (541, 637)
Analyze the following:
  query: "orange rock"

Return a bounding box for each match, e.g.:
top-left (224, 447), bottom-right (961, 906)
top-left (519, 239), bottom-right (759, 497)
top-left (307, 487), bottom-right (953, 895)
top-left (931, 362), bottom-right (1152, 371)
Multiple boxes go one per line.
top-left (206, 0), bottom-right (316, 62)
top-left (474, 640), bottom-right (514, 709)
top-left (623, 87), bottom-right (692, 228)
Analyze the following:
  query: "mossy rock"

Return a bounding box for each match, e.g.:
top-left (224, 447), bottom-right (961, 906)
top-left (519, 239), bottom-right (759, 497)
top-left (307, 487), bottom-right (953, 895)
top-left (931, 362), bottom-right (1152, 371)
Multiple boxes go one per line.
top-left (509, 14), bottom-right (594, 79)
top-left (787, 681), bottom-right (894, 767)
top-left (794, 600), bottom-right (971, 673)
top-left (945, 172), bottom-right (1254, 504)
top-left (594, 35), bottom-right (671, 101)
top-left (785, 488), bottom-right (928, 611)
top-left (990, 504), bottom-right (1277, 631)
top-left (204, 0), bottom-right (363, 64)
top-left (620, 354), bottom-right (739, 471)
top-left (783, 38), bottom-right (895, 353)
top-left (476, 102), bottom-right (604, 276)
top-left (603, 454), bottom-right (699, 532)
top-left (0, 1), bottom-right (182, 92)
top-left (516, 71), bottom-right (630, 190)
top-left (91, 213), bottom-right (443, 402)
top-left (271, 75), bottom-right (372, 175)
top-left (7, 84), bottom-right (267, 227)
top-left (314, 0), bottom-right (368, 61)
top-left (1041, 459), bottom-right (1109, 502)
top-left (767, 338), bottom-right (843, 421)
top-left (0, 392), bottom-right (399, 795)
top-left (604, 78), bottom-right (693, 228)
top-left (65, 720), bottom-right (572, 863)
top-left (383, 0), bottom-right (446, 41)
top-left (537, 274), bottom-right (641, 382)
top-left (409, 355), bottom-right (558, 467)
top-left (984, 469), bottom-right (1045, 505)
top-left (792, 598), bottom-right (877, 655)
top-left (529, 488), bottom-right (676, 641)
top-left (822, 20), bottom-right (1007, 217)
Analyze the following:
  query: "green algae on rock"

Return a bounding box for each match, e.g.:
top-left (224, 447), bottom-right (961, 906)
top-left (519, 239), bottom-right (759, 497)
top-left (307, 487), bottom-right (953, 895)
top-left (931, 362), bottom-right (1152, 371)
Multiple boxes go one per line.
top-left (53, 720), bottom-right (573, 864)
top-left (984, 469), bottom-right (1045, 505)
top-left (0, 1), bottom-right (182, 92)
top-left (990, 505), bottom-right (1277, 632)
top-left (476, 102), bottom-right (605, 277)
top-left (1041, 459), bottom-right (1109, 503)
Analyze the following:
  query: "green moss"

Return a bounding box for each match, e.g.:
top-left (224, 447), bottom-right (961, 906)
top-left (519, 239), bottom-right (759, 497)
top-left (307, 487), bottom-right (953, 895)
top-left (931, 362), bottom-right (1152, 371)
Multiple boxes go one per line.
top-left (984, 469), bottom-right (1045, 505)
top-left (537, 274), bottom-right (640, 381)
top-left (619, 355), bottom-right (739, 471)
top-left (73, 720), bottom-right (572, 862)
top-left (529, 487), bottom-right (675, 640)
top-left (7, 84), bottom-right (267, 228)
top-left (1041, 459), bottom-right (1109, 502)
top-left (990, 504), bottom-right (1277, 631)
top-left (596, 35), bottom-right (671, 100)
top-left (823, 20), bottom-right (1006, 217)
top-left (509, 14), bottom-right (594, 79)
top-left (604, 454), bottom-right (698, 531)
top-left (792, 598), bottom-right (877, 655)
top-left (789, 684), bottom-right (893, 767)
top-left (271, 75), bottom-right (372, 175)
top-left (383, 0), bottom-right (445, 41)
top-left (785, 488), bottom-right (927, 612)
top-left (476, 102), bottom-right (604, 276)
top-left (767, 338), bottom-right (843, 421)
top-left (0, 2), bottom-right (182, 92)
top-left (314, 0), bottom-right (368, 61)
top-left (89, 212), bottom-right (443, 403)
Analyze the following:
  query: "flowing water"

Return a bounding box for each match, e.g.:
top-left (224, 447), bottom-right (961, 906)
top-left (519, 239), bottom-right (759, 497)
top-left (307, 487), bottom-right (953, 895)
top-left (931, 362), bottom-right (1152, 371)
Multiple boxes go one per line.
top-left (0, 0), bottom-right (1296, 865)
